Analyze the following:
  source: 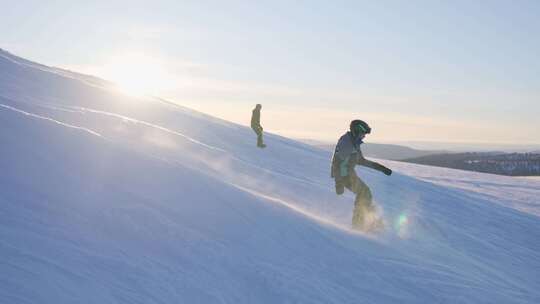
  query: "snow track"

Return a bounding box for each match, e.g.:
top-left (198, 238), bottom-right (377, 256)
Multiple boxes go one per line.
top-left (0, 103), bottom-right (102, 137)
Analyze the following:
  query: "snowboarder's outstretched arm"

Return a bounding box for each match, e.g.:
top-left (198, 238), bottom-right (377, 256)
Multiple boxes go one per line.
top-left (357, 151), bottom-right (392, 176)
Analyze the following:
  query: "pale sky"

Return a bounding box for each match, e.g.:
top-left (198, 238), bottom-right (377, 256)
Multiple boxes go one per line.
top-left (1, 0), bottom-right (539, 145)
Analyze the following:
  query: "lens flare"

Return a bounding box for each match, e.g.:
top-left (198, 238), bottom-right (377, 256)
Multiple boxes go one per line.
top-left (394, 213), bottom-right (410, 238)
top-left (398, 214), bottom-right (408, 226)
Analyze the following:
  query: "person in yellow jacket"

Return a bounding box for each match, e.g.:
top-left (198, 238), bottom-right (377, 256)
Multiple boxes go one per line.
top-left (251, 104), bottom-right (266, 148)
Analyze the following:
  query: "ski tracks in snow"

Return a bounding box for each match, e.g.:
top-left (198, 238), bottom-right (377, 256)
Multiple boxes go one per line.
top-left (0, 104), bottom-right (102, 138)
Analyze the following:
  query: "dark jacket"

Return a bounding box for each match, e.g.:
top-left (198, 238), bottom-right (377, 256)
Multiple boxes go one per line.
top-left (331, 131), bottom-right (389, 179)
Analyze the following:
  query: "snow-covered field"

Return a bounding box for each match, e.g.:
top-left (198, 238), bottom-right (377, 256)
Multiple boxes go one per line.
top-left (1, 49), bottom-right (539, 303)
top-left (388, 161), bottom-right (540, 217)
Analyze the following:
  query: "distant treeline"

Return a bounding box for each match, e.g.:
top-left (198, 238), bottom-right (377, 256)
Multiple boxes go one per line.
top-left (401, 152), bottom-right (540, 176)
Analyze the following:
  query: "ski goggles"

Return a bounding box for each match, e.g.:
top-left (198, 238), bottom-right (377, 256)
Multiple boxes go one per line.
top-left (353, 124), bottom-right (371, 135)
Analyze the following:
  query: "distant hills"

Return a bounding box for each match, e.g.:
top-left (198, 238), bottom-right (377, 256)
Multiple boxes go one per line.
top-left (402, 152), bottom-right (540, 176)
top-left (299, 139), bottom-right (444, 160)
top-left (300, 139), bottom-right (540, 176)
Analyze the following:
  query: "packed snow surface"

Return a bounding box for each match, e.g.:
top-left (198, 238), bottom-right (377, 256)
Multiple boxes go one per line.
top-left (1, 49), bottom-right (539, 303)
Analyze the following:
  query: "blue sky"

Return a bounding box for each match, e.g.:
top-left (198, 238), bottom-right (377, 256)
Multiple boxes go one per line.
top-left (1, 0), bottom-right (539, 145)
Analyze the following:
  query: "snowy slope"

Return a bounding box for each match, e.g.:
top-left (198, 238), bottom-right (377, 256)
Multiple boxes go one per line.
top-left (1, 49), bottom-right (539, 303)
top-left (388, 160), bottom-right (540, 217)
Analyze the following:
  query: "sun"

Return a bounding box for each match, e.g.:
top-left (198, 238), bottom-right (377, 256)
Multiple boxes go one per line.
top-left (101, 52), bottom-right (175, 97)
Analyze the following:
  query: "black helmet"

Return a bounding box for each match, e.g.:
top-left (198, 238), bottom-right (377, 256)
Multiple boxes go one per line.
top-left (350, 119), bottom-right (371, 136)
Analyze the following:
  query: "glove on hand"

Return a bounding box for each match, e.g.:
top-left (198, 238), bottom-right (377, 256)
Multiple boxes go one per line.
top-left (382, 167), bottom-right (392, 176)
top-left (335, 179), bottom-right (345, 195)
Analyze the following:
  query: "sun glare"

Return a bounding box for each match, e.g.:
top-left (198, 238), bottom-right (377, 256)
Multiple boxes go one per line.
top-left (102, 53), bottom-right (176, 97)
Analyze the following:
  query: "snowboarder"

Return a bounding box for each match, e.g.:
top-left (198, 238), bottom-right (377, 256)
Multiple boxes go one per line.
top-left (251, 104), bottom-right (266, 148)
top-left (331, 120), bottom-right (392, 231)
